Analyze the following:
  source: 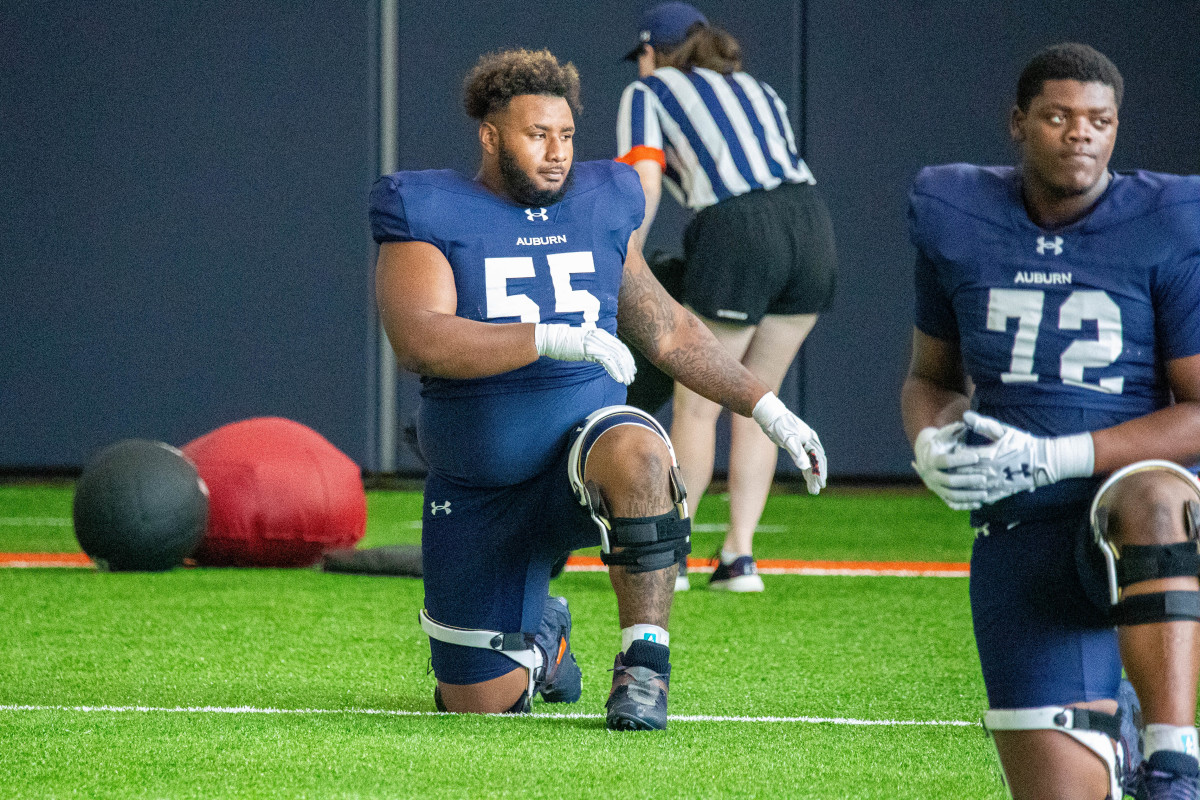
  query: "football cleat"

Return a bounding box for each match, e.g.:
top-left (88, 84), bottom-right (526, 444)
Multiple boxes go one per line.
top-left (535, 596), bottom-right (581, 703)
top-left (1137, 752), bottom-right (1200, 800)
top-left (606, 639), bottom-right (670, 730)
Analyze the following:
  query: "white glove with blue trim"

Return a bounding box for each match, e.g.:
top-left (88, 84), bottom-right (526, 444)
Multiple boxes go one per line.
top-left (959, 411), bottom-right (1094, 504)
top-left (911, 421), bottom-right (989, 511)
top-left (534, 324), bottom-right (636, 385)
top-left (753, 392), bottom-right (827, 494)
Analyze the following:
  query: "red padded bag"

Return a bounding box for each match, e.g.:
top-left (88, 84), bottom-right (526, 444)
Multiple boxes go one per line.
top-left (182, 417), bottom-right (366, 567)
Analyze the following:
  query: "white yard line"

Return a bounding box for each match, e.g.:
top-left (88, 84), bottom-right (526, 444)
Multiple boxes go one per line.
top-left (0, 703), bottom-right (976, 727)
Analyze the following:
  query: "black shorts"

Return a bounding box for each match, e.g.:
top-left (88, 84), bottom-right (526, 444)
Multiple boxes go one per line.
top-left (682, 181), bottom-right (836, 324)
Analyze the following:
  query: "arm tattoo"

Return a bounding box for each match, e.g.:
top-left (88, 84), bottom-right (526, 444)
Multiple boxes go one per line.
top-left (617, 264), bottom-right (758, 417)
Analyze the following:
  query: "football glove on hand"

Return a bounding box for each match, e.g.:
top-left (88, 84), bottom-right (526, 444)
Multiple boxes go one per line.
top-left (753, 392), bottom-right (827, 494)
top-left (911, 422), bottom-right (989, 511)
top-left (960, 411), bottom-right (1094, 504)
top-left (534, 324), bottom-right (637, 385)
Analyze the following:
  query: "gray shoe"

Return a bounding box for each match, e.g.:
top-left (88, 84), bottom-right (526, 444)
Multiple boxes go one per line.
top-left (605, 639), bottom-right (670, 730)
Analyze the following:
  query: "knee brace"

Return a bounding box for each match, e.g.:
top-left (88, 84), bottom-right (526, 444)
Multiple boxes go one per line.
top-left (567, 405), bottom-right (691, 573)
top-left (1090, 460), bottom-right (1200, 626)
top-left (583, 480), bottom-right (691, 572)
top-left (983, 706), bottom-right (1124, 800)
top-left (419, 608), bottom-right (541, 711)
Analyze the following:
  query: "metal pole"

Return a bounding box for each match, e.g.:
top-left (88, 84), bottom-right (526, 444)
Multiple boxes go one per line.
top-left (377, 0), bottom-right (399, 472)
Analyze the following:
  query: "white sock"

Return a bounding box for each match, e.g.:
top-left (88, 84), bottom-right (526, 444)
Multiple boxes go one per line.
top-left (622, 624), bottom-right (669, 652)
top-left (720, 549), bottom-right (744, 565)
top-left (1144, 724), bottom-right (1200, 760)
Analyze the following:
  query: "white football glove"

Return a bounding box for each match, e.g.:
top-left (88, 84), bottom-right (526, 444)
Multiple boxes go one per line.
top-left (534, 324), bottom-right (637, 385)
top-left (752, 392), bottom-right (827, 494)
top-left (911, 422), bottom-right (990, 511)
top-left (959, 411), bottom-right (1094, 504)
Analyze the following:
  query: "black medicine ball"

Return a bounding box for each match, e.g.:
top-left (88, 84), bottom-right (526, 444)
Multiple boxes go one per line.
top-left (73, 439), bottom-right (209, 571)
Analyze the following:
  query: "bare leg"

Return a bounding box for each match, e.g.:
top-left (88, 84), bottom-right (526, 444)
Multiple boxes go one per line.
top-left (584, 424), bottom-right (678, 627)
top-left (1105, 472), bottom-right (1200, 726)
top-left (992, 699), bottom-right (1118, 800)
top-left (437, 668), bottom-right (528, 713)
top-left (724, 313), bottom-right (817, 555)
top-left (670, 311), bottom-right (754, 513)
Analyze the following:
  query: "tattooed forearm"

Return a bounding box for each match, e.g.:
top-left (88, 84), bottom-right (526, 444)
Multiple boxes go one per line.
top-left (617, 265), bottom-right (762, 417)
top-left (654, 340), bottom-right (759, 416)
top-left (616, 263), bottom-right (678, 352)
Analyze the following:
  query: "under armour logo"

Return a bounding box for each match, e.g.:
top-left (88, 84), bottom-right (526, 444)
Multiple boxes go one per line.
top-left (429, 501), bottom-right (452, 516)
top-left (1003, 464), bottom-right (1032, 481)
top-left (525, 207), bottom-right (549, 222)
top-left (1036, 235), bottom-right (1063, 256)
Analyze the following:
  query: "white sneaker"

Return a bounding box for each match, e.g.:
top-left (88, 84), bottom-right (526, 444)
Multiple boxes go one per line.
top-left (674, 558), bottom-right (690, 592)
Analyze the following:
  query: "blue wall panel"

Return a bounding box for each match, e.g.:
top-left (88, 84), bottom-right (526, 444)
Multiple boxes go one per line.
top-left (1, 2), bottom-right (378, 468)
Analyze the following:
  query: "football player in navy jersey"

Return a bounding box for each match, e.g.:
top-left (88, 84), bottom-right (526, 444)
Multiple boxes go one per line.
top-left (902, 43), bottom-right (1200, 799)
top-left (370, 49), bottom-right (827, 731)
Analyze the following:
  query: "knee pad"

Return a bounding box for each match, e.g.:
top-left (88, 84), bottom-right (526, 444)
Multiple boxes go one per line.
top-left (419, 609), bottom-right (542, 707)
top-left (567, 405), bottom-right (691, 573)
top-left (1090, 460), bottom-right (1200, 625)
top-left (983, 706), bottom-right (1124, 800)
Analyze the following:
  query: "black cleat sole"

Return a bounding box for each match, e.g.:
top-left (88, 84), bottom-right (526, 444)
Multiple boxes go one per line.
top-left (606, 714), bottom-right (666, 731)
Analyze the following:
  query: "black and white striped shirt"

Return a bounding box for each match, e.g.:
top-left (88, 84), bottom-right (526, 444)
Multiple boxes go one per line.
top-left (616, 66), bottom-right (815, 210)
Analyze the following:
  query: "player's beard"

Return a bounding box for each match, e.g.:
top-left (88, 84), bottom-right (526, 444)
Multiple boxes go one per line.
top-left (498, 143), bottom-right (573, 207)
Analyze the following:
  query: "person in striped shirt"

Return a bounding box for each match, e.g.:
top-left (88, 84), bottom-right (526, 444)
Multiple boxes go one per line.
top-left (616, 2), bottom-right (836, 592)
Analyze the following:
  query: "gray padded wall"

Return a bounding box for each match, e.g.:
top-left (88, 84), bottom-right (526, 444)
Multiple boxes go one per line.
top-left (1, 2), bottom-right (377, 468)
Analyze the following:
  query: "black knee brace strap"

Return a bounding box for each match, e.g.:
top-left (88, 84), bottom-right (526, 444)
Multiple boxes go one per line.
top-left (1118, 543), bottom-right (1200, 585)
top-left (1112, 541), bottom-right (1200, 625)
top-left (1114, 591), bottom-right (1200, 626)
top-left (599, 510), bottom-right (691, 573)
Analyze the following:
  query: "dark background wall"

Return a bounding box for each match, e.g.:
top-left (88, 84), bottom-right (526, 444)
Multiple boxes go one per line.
top-left (4, 1), bottom-right (1198, 476)
top-left (1, 2), bottom-right (378, 469)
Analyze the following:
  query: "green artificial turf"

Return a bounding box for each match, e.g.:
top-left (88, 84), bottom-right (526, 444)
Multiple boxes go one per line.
top-left (0, 483), bottom-right (1003, 799)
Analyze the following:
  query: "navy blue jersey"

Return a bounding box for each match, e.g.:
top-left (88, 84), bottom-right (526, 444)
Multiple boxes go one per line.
top-left (909, 165), bottom-right (1200, 519)
top-left (369, 160), bottom-right (644, 486)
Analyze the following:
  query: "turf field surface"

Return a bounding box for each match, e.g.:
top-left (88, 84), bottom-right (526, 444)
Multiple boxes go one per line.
top-left (0, 483), bottom-right (1006, 799)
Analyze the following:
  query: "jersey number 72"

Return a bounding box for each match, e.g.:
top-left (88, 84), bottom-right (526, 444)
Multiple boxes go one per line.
top-left (987, 288), bottom-right (1124, 394)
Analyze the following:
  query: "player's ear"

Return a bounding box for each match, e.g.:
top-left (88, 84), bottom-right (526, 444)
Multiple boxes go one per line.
top-left (1009, 105), bottom-right (1026, 143)
top-left (479, 121), bottom-right (499, 155)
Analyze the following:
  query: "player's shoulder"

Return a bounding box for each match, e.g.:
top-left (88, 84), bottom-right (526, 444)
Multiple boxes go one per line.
top-left (369, 169), bottom-right (480, 244)
top-left (911, 164), bottom-right (1016, 211)
top-left (371, 169), bottom-right (476, 203)
top-left (909, 164), bottom-right (1017, 245)
top-left (566, 160), bottom-right (645, 236)
top-left (1101, 170), bottom-right (1200, 228)
top-left (569, 160), bottom-right (641, 200)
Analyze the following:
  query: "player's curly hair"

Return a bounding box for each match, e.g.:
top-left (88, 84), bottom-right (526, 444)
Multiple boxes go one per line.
top-left (1016, 43), bottom-right (1123, 111)
top-left (463, 49), bottom-right (582, 120)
